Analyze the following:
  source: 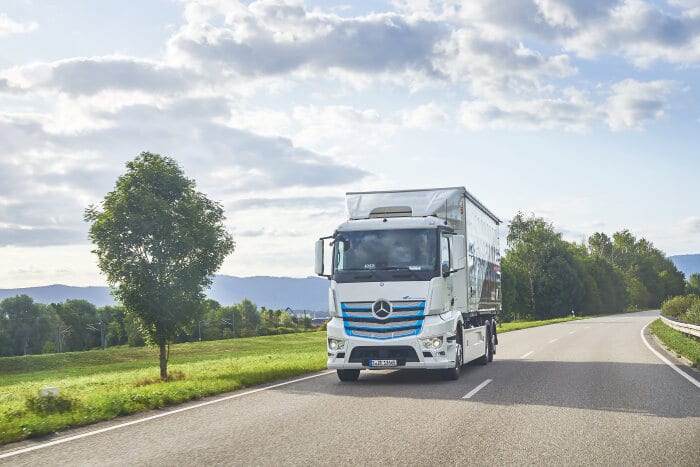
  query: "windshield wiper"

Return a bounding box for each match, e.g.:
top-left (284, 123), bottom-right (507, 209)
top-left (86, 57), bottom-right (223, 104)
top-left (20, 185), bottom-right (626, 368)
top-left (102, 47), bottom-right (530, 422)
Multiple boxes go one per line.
top-left (377, 266), bottom-right (410, 271)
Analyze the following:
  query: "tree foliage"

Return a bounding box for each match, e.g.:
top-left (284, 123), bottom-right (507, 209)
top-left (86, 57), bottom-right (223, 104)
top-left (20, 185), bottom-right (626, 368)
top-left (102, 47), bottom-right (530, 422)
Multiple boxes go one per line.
top-left (84, 152), bottom-right (235, 379)
top-left (501, 212), bottom-right (683, 320)
top-left (687, 273), bottom-right (700, 296)
top-left (0, 295), bottom-right (320, 357)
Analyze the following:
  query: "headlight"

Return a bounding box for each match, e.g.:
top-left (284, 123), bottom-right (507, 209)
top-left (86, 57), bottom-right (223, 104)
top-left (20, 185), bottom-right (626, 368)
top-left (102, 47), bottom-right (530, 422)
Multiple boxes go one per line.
top-left (420, 336), bottom-right (444, 349)
top-left (328, 338), bottom-right (345, 351)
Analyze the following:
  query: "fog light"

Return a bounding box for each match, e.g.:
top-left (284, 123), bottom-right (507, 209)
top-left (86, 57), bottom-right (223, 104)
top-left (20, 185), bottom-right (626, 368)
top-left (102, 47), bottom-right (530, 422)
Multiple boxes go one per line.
top-left (328, 338), bottom-right (345, 351)
top-left (420, 336), bottom-right (444, 349)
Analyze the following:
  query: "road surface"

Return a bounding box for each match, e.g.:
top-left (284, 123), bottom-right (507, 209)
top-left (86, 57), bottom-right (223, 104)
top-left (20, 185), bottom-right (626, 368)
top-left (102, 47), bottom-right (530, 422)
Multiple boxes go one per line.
top-left (2, 310), bottom-right (699, 466)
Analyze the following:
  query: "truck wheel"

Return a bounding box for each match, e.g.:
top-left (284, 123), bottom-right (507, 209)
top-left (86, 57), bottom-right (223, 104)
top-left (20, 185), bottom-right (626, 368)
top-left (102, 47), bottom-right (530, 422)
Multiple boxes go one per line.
top-left (488, 325), bottom-right (496, 362)
top-left (477, 328), bottom-right (492, 366)
top-left (491, 321), bottom-right (497, 355)
top-left (337, 369), bottom-right (360, 382)
top-left (441, 341), bottom-right (462, 381)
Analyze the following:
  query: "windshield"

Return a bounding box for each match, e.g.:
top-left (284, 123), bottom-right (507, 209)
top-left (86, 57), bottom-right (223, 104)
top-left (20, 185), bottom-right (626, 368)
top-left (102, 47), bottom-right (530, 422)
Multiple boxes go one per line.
top-left (334, 229), bottom-right (437, 273)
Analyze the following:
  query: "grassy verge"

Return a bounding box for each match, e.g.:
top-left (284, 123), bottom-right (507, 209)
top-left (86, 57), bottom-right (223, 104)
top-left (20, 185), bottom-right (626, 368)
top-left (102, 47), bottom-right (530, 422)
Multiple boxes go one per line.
top-left (0, 332), bottom-right (327, 445)
top-left (498, 316), bottom-right (586, 333)
top-left (649, 319), bottom-right (700, 368)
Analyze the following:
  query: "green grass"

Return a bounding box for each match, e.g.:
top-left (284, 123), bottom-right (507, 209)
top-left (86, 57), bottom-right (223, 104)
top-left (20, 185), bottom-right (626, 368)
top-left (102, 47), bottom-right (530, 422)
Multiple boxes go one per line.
top-left (497, 316), bottom-right (586, 333)
top-left (0, 332), bottom-right (327, 445)
top-left (649, 319), bottom-right (700, 368)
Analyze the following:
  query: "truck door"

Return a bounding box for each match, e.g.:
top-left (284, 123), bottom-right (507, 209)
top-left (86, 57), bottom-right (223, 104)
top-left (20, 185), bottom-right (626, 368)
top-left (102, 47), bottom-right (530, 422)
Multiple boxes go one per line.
top-left (441, 234), bottom-right (453, 311)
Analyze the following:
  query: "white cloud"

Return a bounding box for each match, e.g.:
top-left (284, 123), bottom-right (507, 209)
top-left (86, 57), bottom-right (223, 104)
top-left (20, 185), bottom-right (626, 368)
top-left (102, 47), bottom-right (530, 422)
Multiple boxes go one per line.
top-left (0, 13), bottom-right (37, 38)
top-left (405, 0), bottom-right (700, 67)
top-left (168, 0), bottom-right (446, 80)
top-left (458, 79), bottom-right (677, 131)
top-left (557, 0), bottom-right (700, 67)
top-left (292, 104), bottom-right (396, 159)
top-left (459, 93), bottom-right (599, 131)
top-left (605, 79), bottom-right (677, 130)
top-left (434, 28), bottom-right (576, 94)
top-left (1, 56), bottom-right (194, 96)
top-left (681, 216), bottom-right (700, 233)
top-left (400, 102), bottom-right (449, 128)
top-left (0, 97), bottom-right (369, 247)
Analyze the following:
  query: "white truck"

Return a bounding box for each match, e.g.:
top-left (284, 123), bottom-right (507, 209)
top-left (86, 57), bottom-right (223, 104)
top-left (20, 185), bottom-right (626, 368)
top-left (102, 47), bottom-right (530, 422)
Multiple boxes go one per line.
top-left (315, 187), bottom-right (501, 381)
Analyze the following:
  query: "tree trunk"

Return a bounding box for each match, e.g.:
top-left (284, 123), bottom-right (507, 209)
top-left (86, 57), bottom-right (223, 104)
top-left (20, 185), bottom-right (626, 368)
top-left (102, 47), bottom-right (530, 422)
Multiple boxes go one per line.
top-left (527, 267), bottom-right (536, 318)
top-left (159, 340), bottom-right (168, 380)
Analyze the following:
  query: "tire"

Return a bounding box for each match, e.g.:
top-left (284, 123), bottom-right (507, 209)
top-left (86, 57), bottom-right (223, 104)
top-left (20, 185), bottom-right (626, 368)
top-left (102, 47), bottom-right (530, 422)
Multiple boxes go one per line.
top-left (337, 369), bottom-right (360, 382)
top-left (488, 325), bottom-right (496, 362)
top-left (441, 339), bottom-right (463, 381)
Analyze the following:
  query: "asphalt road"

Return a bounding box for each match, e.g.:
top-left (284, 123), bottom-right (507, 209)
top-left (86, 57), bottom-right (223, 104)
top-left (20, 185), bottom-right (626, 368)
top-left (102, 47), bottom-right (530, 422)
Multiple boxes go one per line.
top-left (2, 310), bottom-right (699, 466)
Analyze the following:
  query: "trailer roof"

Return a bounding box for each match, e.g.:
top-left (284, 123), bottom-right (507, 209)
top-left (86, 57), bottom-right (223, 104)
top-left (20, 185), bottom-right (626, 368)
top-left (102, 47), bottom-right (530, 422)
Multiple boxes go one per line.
top-left (346, 186), bottom-right (501, 224)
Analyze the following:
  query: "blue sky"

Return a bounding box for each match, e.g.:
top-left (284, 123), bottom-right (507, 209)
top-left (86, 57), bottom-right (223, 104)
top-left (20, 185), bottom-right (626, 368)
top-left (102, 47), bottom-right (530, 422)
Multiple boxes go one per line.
top-left (0, 0), bottom-right (699, 287)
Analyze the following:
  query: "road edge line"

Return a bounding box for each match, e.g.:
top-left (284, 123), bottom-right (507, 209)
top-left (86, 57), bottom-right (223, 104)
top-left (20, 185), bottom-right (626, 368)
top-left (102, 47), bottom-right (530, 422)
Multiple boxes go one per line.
top-left (641, 320), bottom-right (700, 390)
top-left (0, 370), bottom-right (336, 460)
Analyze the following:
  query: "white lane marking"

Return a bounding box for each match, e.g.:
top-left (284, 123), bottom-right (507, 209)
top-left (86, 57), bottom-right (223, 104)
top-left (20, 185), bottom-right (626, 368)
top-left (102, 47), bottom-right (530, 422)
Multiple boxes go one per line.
top-left (568, 331), bottom-right (576, 335)
top-left (520, 351), bottom-right (534, 359)
top-left (548, 338), bottom-right (559, 344)
top-left (0, 370), bottom-right (336, 460)
top-left (462, 379), bottom-right (493, 399)
top-left (641, 321), bottom-right (700, 389)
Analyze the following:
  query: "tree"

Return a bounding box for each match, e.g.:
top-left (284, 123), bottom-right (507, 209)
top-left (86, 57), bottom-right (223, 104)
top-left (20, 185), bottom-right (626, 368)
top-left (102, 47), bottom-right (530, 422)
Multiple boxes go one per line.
top-left (85, 152), bottom-right (235, 379)
top-left (54, 299), bottom-right (100, 351)
top-left (688, 273), bottom-right (700, 296)
top-left (237, 299), bottom-right (261, 336)
top-left (505, 212), bottom-right (584, 319)
top-left (0, 295), bottom-right (56, 356)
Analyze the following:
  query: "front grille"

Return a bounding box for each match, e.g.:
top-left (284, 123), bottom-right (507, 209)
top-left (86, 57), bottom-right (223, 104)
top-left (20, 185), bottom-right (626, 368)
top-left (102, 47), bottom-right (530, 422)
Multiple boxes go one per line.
top-left (341, 300), bottom-right (425, 340)
top-left (348, 346), bottom-right (420, 363)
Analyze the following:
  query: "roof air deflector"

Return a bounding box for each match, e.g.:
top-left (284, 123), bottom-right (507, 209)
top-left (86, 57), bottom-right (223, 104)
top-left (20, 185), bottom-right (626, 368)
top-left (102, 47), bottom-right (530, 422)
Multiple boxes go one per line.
top-left (368, 206), bottom-right (412, 218)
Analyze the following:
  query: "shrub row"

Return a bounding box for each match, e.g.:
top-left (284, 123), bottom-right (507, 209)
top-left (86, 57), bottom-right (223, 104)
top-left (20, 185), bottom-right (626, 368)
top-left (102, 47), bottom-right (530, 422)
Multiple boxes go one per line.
top-left (661, 295), bottom-right (700, 325)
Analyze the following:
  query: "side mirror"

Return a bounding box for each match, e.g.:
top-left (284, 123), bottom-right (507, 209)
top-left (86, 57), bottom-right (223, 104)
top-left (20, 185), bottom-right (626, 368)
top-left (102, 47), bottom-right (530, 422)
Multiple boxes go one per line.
top-left (441, 262), bottom-right (450, 277)
top-left (315, 239), bottom-right (325, 276)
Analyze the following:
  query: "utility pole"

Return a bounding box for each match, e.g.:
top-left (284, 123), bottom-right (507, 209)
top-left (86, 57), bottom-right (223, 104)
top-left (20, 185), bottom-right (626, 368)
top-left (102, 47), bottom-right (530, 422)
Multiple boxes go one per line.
top-left (57, 325), bottom-right (71, 353)
top-left (100, 320), bottom-right (106, 349)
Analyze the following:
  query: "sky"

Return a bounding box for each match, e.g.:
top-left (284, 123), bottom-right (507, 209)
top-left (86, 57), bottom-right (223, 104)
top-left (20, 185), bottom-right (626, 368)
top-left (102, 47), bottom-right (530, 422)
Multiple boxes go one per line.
top-left (1, 0), bottom-right (699, 288)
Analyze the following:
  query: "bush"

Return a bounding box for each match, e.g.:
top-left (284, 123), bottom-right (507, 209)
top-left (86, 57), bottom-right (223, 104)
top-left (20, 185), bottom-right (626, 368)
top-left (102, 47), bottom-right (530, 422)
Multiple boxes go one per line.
top-left (661, 294), bottom-right (700, 325)
top-left (685, 300), bottom-right (700, 325)
top-left (25, 393), bottom-right (79, 415)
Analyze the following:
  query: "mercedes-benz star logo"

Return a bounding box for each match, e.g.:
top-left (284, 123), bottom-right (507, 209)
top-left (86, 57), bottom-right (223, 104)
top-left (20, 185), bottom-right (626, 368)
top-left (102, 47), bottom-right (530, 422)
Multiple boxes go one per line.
top-left (372, 300), bottom-right (392, 319)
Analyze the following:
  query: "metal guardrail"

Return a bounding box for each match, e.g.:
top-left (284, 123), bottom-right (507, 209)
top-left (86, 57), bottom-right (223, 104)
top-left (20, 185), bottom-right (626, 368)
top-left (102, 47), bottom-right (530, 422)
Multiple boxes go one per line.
top-left (660, 315), bottom-right (700, 338)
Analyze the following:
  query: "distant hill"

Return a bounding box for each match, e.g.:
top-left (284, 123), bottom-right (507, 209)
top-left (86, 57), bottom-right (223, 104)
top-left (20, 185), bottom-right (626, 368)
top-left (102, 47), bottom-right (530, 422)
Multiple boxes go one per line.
top-left (669, 254), bottom-right (700, 279)
top-left (0, 275), bottom-right (330, 312)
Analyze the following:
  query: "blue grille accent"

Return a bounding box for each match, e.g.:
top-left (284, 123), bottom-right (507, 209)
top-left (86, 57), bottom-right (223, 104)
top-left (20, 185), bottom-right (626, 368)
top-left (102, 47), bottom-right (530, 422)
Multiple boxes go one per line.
top-left (341, 300), bottom-right (425, 339)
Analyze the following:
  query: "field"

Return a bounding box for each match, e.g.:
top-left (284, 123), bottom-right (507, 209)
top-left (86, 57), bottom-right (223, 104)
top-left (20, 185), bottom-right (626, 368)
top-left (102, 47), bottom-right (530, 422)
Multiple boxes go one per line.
top-left (1, 315), bottom-right (589, 445)
top-left (0, 333), bottom-right (327, 444)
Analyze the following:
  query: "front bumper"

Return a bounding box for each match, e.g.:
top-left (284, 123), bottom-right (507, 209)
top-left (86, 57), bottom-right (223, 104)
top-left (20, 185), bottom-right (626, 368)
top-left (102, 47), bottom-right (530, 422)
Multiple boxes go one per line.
top-left (326, 314), bottom-right (458, 370)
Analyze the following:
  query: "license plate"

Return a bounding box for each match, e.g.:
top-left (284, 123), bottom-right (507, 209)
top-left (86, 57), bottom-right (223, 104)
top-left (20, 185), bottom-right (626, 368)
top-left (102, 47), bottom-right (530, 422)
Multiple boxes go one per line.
top-left (369, 359), bottom-right (397, 367)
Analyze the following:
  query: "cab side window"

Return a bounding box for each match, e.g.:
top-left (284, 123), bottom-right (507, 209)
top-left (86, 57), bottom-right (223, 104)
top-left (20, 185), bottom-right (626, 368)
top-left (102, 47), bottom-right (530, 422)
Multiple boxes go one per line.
top-left (441, 235), bottom-right (451, 275)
